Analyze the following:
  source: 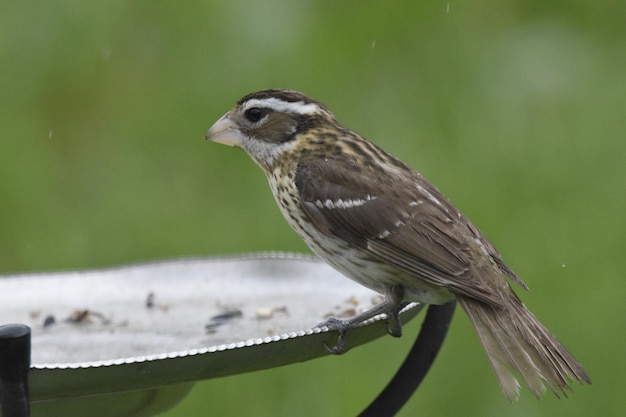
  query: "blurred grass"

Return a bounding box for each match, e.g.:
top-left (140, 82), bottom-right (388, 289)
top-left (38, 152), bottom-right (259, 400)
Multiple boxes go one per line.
top-left (1, 0), bottom-right (624, 416)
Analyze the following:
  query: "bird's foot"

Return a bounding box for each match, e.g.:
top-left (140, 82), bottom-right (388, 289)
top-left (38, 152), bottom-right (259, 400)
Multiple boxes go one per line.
top-left (317, 317), bottom-right (354, 354)
top-left (317, 302), bottom-right (408, 354)
top-left (385, 304), bottom-right (405, 338)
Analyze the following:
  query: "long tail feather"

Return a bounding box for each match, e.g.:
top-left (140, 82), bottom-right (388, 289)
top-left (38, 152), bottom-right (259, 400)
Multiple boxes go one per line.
top-left (457, 293), bottom-right (591, 401)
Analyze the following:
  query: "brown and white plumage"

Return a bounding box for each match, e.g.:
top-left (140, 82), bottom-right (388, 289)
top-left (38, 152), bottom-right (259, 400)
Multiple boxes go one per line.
top-left (206, 89), bottom-right (591, 400)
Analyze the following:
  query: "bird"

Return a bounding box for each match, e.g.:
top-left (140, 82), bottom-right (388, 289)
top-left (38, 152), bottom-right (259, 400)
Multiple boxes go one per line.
top-left (205, 89), bottom-right (591, 401)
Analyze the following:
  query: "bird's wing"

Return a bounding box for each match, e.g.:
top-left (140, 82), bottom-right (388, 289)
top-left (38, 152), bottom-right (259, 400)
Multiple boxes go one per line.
top-left (295, 157), bottom-right (524, 305)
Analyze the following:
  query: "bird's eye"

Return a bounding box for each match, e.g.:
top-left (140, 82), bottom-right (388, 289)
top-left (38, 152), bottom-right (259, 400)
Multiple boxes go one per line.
top-left (244, 107), bottom-right (266, 123)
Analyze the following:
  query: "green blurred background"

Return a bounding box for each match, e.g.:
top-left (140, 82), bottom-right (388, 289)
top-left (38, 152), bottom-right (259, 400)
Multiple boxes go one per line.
top-left (1, 0), bottom-right (624, 415)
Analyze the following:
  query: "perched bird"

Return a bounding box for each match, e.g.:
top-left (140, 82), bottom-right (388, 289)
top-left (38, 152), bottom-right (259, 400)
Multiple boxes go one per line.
top-left (205, 89), bottom-right (590, 400)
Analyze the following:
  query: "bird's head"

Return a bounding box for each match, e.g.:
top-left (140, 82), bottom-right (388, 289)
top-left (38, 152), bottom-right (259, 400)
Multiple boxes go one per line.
top-left (206, 89), bottom-right (339, 171)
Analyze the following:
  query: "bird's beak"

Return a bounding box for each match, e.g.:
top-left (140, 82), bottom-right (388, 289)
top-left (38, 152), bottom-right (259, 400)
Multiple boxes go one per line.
top-left (205, 113), bottom-right (242, 147)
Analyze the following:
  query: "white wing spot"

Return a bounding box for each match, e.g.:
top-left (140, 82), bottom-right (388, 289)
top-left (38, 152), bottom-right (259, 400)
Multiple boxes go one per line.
top-left (417, 184), bottom-right (451, 214)
top-left (377, 229), bottom-right (391, 239)
top-left (417, 185), bottom-right (443, 206)
top-left (315, 195), bottom-right (376, 210)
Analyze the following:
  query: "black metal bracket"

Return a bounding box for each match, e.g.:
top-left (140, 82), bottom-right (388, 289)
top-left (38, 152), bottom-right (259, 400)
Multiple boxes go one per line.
top-left (359, 301), bottom-right (457, 417)
top-left (0, 324), bottom-right (31, 417)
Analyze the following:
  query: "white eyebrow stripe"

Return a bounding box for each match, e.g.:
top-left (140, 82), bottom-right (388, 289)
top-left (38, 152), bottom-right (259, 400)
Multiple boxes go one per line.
top-left (243, 98), bottom-right (319, 115)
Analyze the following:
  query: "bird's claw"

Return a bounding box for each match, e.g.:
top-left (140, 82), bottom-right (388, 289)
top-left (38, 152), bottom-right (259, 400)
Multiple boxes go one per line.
top-left (385, 307), bottom-right (404, 338)
top-left (323, 338), bottom-right (347, 355)
top-left (317, 309), bottom-right (403, 354)
top-left (318, 317), bottom-right (353, 355)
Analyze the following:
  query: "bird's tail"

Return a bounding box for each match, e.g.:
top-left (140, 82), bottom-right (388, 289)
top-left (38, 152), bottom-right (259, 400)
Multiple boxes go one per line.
top-left (456, 293), bottom-right (591, 401)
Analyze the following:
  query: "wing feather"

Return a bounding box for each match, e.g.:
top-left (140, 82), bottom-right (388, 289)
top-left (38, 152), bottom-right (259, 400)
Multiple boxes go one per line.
top-left (295, 157), bottom-right (524, 305)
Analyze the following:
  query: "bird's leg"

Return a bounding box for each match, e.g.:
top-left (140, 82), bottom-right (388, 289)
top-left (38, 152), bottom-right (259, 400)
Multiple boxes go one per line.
top-left (384, 302), bottom-right (406, 338)
top-left (384, 285), bottom-right (407, 338)
top-left (319, 286), bottom-right (411, 354)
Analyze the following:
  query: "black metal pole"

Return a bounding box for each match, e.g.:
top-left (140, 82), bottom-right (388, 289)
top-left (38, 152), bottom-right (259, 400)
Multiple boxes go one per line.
top-left (0, 324), bottom-right (31, 417)
top-left (359, 301), bottom-right (456, 417)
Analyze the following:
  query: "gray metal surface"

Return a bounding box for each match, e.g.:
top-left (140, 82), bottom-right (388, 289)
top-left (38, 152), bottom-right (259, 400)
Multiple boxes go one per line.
top-left (0, 253), bottom-right (422, 405)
